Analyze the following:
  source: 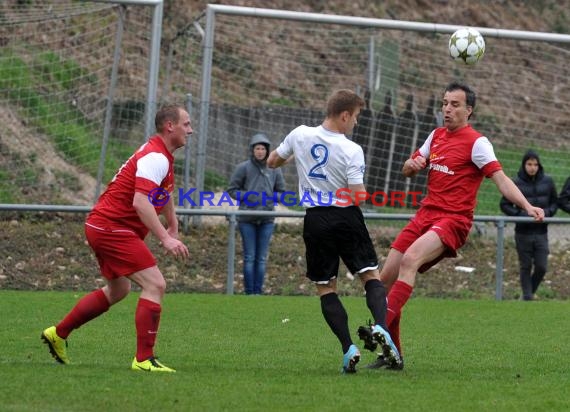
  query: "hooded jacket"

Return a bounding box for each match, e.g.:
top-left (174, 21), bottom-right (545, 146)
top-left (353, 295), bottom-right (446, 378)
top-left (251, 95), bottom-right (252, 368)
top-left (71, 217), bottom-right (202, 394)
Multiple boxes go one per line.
top-left (500, 149), bottom-right (558, 234)
top-left (558, 176), bottom-right (570, 214)
top-left (227, 133), bottom-right (286, 223)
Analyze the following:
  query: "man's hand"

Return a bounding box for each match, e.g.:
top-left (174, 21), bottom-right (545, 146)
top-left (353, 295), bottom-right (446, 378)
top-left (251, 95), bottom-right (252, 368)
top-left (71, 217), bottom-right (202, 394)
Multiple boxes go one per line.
top-left (161, 236), bottom-right (189, 258)
top-left (403, 156), bottom-right (427, 177)
top-left (408, 156), bottom-right (427, 171)
top-left (526, 206), bottom-right (545, 222)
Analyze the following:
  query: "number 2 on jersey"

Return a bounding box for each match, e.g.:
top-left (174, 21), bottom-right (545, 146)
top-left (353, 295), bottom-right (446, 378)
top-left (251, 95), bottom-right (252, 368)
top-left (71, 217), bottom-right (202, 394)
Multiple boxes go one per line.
top-left (308, 144), bottom-right (328, 180)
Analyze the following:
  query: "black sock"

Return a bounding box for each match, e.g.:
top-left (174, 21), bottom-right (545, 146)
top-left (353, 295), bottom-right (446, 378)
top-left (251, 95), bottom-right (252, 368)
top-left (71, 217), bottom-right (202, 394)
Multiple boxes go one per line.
top-left (364, 279), bottom-right (387, 329)
top-left (320, 293), bottom-right (352, 353)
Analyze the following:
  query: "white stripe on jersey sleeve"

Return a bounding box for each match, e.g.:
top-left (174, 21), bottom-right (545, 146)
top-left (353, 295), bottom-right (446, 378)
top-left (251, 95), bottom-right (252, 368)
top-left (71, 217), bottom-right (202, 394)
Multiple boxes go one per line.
top-left (418, 130), bottom-right (435, 158)
top-left (135, 152), bottom-right (169, 185)
top-left (471, 136), bottom-right (498, 169)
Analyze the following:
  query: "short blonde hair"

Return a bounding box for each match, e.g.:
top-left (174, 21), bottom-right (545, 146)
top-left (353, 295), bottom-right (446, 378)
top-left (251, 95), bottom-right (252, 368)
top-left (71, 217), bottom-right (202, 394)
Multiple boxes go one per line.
top-left (155, 105), bottom-right (182, 132)
top-left (326, 89), bottom-right (365, 117)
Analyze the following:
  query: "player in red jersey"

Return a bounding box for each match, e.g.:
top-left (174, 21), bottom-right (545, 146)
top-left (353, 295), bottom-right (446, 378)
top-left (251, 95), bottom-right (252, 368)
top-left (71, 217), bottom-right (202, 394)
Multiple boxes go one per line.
top-left (41, 105), bottom-right (192, 372)
top-left (359, 82), bottom-right (544, 370)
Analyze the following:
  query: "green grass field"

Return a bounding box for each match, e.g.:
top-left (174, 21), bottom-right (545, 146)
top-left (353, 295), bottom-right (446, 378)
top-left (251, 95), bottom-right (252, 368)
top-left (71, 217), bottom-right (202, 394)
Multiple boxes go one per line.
top-left (1, 291), bottom-right (568, 412)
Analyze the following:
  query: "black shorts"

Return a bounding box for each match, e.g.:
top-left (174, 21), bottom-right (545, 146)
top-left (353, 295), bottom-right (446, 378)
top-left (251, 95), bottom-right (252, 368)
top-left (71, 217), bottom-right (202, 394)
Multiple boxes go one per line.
top-left (303, 206), bottom-right (378, 283)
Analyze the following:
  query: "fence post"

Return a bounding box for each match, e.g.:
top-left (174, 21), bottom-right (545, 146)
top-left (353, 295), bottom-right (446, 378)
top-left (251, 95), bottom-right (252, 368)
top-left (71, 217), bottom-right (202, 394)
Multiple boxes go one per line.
top-left (226, 212), bottom-right (237, 295)
top-left (495, 219), bottom-right (505, 300)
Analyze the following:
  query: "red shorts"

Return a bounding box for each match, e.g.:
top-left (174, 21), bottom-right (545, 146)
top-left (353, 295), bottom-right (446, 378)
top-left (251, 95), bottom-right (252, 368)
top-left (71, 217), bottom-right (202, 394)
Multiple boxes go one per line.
top-left (85, 223), bottom-right (156, 279)
top-left (391, 207), bottom-right (472, 273)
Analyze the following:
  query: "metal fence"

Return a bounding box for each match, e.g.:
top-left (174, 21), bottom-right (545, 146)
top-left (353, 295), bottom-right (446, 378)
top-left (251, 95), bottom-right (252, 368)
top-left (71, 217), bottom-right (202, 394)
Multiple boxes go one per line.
top-left (2, 202), bottom-right (569, 299)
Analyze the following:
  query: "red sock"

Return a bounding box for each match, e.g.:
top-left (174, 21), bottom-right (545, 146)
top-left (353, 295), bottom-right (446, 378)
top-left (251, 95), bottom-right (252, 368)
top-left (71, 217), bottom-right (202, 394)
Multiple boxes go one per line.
top-left (386, 280), bottom-right (413, 328)
top-left (135, 298), bottom-right (162, 362)
top-left (56, 289), bottom-right (110, 339)
top-left (389, 311), bottom-right (403, 356)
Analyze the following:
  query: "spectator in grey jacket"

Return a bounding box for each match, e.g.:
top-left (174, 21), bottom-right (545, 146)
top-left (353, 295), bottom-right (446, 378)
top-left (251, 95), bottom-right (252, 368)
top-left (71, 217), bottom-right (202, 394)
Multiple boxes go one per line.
top-left (228, 133), bottom-right (286, 294)
top-left (500, 150), bottom-right (558, 300)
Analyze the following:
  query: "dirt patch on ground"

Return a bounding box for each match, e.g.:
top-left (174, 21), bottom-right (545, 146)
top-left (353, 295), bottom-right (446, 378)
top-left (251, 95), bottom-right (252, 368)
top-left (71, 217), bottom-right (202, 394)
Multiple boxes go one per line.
top-left (2, 216), bottom-right (570, 300)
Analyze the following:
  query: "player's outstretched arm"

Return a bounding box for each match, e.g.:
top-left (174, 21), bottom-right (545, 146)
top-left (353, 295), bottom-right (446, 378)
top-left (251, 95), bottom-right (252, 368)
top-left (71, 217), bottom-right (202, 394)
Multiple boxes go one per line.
top-left (491, 170), bottom-right (545, 222)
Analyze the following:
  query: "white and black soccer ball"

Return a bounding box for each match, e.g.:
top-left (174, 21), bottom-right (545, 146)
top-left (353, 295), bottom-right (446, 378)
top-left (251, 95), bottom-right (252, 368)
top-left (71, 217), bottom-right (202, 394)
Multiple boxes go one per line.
top-left (448, 28), bottom-right (485, 65)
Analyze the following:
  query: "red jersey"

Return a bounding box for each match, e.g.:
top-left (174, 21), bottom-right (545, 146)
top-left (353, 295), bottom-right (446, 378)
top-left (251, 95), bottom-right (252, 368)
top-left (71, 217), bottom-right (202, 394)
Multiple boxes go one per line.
top-left (87, 136), bottom-right (174, 238)
top-left (412, 124), bottom-right (502, 217)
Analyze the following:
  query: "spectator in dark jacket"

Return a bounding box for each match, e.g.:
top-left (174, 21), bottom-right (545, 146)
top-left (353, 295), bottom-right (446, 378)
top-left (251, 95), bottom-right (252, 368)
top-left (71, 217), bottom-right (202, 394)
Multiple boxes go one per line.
top-left (228, 133), bottom-right (286, 295)
top-left (558, 177), bottom-right (570, 214)
top-left (500, 150), bottom-right (558, 300)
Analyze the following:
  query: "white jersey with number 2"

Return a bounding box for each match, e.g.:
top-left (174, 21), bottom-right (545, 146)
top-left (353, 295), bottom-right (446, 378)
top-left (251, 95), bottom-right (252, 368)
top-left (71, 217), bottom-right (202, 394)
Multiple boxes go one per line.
top-left (275, 125), bottom-right (365, 208)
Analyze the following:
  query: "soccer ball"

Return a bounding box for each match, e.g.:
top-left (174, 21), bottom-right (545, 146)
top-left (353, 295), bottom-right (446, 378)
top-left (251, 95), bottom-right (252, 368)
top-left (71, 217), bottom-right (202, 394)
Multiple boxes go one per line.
top-left (448, 28), bottom-right (485, 65)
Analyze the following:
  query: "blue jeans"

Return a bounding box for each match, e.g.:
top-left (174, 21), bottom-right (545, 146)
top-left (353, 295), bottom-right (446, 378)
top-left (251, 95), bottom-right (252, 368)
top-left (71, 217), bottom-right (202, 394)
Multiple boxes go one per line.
top-left (238, 221), bottom-right (275, 295)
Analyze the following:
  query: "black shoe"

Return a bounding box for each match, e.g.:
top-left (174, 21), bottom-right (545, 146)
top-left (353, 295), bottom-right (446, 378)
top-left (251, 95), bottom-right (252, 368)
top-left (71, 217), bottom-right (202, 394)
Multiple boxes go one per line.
top-left (366, 354), bottom-right (405, 371)
top-left (357, 321), bottom-right (378, 352)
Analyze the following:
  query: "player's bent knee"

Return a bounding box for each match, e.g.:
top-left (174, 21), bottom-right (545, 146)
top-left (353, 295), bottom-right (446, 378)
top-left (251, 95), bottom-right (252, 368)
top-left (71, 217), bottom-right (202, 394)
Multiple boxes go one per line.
top-left (143, 276), bottom-right (166, 296)
top-left (400, 252), bottom-right (422, 273)
top-left (129, 266), bottom-right (166, 295)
